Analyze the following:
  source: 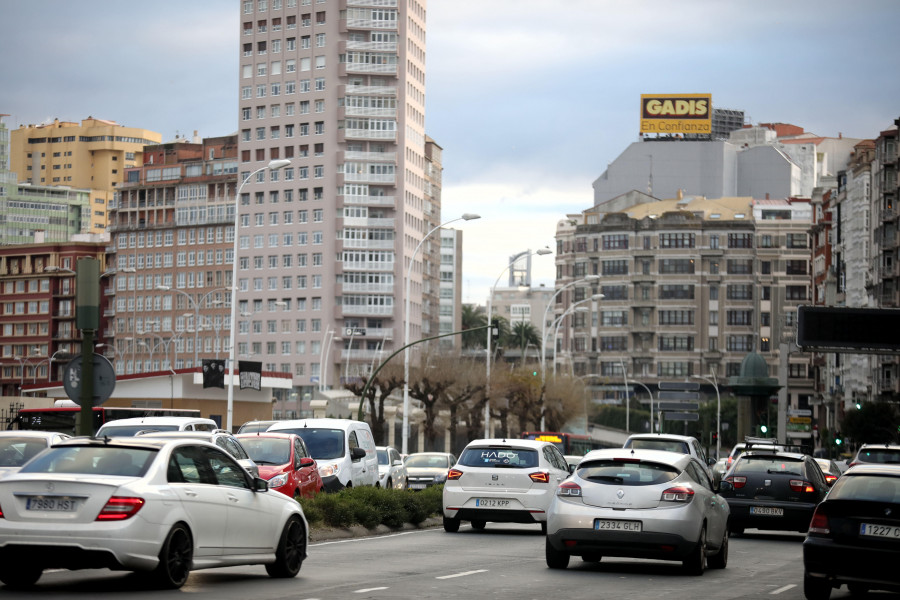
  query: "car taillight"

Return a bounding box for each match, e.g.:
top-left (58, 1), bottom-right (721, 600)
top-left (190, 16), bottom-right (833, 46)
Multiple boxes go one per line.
top-left (0, 503), bottom-right (3, 518)
top-left (725, 476), bottom-right (746, 489)
top-left (661, 486), bottom-right (695, 502)
top-left (529, 471), bottom-right (550, 483)
top-left (557, 481), bottom-right (582, 497)
top-left (790, 479), bottom-right (815, 493)
top-left (96, 497), bottom-right (144, 521)
top-left (808, 508), bottom-right (830, 534)
top-left (447, 468), bottom-right (463, 481)
top-left (824, 473), bottom-right (837, 485)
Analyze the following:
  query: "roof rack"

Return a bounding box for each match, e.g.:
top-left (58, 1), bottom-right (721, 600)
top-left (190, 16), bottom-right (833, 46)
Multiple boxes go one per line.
top-left (743, 437), bottom-right (804, 453)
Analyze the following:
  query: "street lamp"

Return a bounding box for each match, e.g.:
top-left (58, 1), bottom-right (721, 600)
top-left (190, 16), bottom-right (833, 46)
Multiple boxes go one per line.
top-left (485, 247), bottom-right (552, 439)
top-left (539, 275), bottom-right (600, 385)
top-left (156, 285), bottom-right (228, 367)
top-left (549, 294), bottom-right (604, 377)
top-left (692, 368), bottom-right (721, 460)
top-left (626, 378), bottom-right (656, 433)
top-left (401, 213), bottom-right (481, 454)
top-left (227, 158), bottom-right (292, 432)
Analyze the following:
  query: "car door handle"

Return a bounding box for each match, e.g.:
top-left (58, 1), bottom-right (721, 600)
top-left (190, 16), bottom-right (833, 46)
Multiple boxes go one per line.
top-left (226, 494), bottom-right (240, 503)
top-left (183, 489), bottom-right (198, 497)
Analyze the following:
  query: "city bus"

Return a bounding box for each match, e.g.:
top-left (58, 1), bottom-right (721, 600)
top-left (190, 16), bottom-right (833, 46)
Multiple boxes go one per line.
top-left (521, 431), bottom-right (603, 457)
top-left (8, 406), bottom-right (203, 435)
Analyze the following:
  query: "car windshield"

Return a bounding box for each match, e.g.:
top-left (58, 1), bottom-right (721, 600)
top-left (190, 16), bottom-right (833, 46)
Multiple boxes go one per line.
top-left (577, 459), bottom-right (679, 486)
top-left (98, 424), bottom-right (181, 437)
top-left (0, 438), bottom-right (48, 467)
top-left (20, 446), bottom-right (156, 477)
top-left (628, 439), bottom-right (689, 454)
top-left (734, 455), bottom-right (803, 476)
top-left (239, 437), bottom-right (291, 465)
top-left (856, 449), bottom-right (900, 464)
top-left (405, 454), bottom-right (449, 469)
top-left (458, 447), bottom-right (539, 468)
top-left (829, 474), bottom-right (900, 502)
top-left (276, 428), bottom-right (344, 460)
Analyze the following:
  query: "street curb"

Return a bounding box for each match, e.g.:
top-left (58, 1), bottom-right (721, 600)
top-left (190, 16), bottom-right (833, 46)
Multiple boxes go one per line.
top-left (309, 516), bottom-right (443, 542)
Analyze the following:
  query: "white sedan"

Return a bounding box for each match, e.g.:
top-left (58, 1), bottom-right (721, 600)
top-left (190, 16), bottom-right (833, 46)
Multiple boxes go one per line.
top-left (0, 437), bottom-right (308, 589)
top-left (0, 431), bottom-right (71, 476)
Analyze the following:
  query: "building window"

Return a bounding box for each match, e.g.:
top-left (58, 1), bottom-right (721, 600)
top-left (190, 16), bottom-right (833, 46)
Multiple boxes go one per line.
top-left (728, 233), bottom-right (753, 248)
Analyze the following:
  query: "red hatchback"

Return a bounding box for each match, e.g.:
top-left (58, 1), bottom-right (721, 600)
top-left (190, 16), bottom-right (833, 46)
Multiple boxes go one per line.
top-left (237, 432), bottom-right (324, 499)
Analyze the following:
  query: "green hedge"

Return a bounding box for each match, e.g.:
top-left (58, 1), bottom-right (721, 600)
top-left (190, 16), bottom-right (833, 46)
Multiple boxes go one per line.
top-left (297, 485), bottom-right (444, 530)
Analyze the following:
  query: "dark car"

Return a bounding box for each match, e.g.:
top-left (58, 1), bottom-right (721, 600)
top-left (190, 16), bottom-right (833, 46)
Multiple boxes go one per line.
top-left (720, 450), bottom-right (830, 535)
top-left (803, 465), bottom-right (900, 599)
top-left (848, 444), bottom-right (900, 468)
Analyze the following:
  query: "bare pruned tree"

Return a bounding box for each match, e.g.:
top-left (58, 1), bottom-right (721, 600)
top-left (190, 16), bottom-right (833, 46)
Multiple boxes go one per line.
top-left (344, 359), bottom-right (404, 445)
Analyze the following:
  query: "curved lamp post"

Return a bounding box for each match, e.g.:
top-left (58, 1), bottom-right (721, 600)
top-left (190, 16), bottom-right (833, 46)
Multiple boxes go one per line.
top-left (401, 213), bottom-right (480, 454)
top-left (539, 275), bottom-right (599, 385)
top-left (692, 369), bottom-right (721, 460)
top-left (485, 248), bottom-right (552, 439)
top-left (156, 285), bottom-right (229, 367)
top-left (226, 159), bottom-right (292, 432)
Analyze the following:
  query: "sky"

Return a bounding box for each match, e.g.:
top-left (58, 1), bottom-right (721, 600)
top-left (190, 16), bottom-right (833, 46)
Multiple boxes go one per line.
top-left (2, 0), bottom-right (899, 304)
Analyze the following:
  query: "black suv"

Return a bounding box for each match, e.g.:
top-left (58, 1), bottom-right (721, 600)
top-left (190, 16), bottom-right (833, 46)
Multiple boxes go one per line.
top-left (720, 449), bottom-right (831, 535)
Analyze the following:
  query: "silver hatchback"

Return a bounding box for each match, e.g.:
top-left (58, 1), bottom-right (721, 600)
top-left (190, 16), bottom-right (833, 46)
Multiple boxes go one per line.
top-left (546, 448), bottom-right (730, 574)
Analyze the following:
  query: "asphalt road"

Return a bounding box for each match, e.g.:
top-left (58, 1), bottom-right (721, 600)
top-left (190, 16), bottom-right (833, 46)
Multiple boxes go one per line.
top-left (9, 526), bottom-right (900, 600)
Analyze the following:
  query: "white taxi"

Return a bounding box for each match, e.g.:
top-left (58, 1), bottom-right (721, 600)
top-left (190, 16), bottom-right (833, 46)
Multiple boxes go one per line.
top-left (442, 438), bottom-right (570, 533)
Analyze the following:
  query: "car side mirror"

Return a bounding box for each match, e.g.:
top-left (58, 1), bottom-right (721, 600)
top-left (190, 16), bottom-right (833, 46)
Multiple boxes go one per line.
top-left (392, 459), bottom-right (403, 466)
top-left (298, 457), bottom-right (315, 468)
top-left (718, 480), bottom-right (733, 493)
top-left (253, 477), bottom-right (269, 492)
top-left (350, 447), bottom-right (366, 461)
top-left (568, 464), bottom-right (576, 475)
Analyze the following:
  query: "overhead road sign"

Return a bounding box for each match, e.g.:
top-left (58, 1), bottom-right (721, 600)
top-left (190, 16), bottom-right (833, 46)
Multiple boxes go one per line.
top-left (664, 412), bottom-right (700, 422)
top-left (658, 402), bottom-right (700, 412)
top-left (658, 391), bottom-right (700, 401)
top-left (658, 381), bottom-right (700, 392)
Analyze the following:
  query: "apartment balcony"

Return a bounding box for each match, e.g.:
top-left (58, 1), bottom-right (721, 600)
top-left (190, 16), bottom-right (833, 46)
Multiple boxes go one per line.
top-left (339, 194), bottom-right (396, 208)
top-left (341, 281), bottom-right (394, 293)
top-left (342, 217), bottom-right (395, 228)
top-left (340, 239), bottom-right (395, 252)
top-left (344, 63), bottom-right (398, 76)
top-left (361, 327), bottom-right (393, 340)
top-left (344, 18), bottom-right (399, 31)
top-left (341, 260), bottom-right (395, 272)
top-left (344, 106), bottom-right (397, 119)
top-left (343, 128), bottom-right (397, 142)
top-left (347, 0), bottom-right (397, 7)
top-left (345, 40), bottom-right (398, 53)
top-left (342, 172), bottom-right (396, 185)
top-left (340, 305), bottom-right (395, 317)
top-left (342, 85), bottom-right (397, 97)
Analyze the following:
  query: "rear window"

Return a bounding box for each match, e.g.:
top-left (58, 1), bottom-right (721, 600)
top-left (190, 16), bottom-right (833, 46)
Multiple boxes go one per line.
top-left (405, 454), bottom-right (451, 469)
top-left (733, 455), bottom-right (803, 476)
top-left (98, 424), bottom-right (181, 437)
top-left (626, 439), bottom-right (689, 454)
top-left (829, 474), bottom-right (900, 503)
top-left (576, 459), bottom-right (679, 486)
top-left (459, 447), bottom-right (539, 468)
top-left (20, 446), bottom-right (156, 477)
top-left (0, 437), bottom-right (48, 467)
top-left (855, 448), bottom-right (900, 465)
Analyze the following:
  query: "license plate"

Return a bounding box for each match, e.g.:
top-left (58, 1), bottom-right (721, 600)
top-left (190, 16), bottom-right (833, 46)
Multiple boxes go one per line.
top-left (475, 498), bottom-right (510, 508)
top-left (26, 496), bottom-right (79, 512)
top-left (409, 483), bottom-right (426, 489)
top-left (860, 523), bottom-right (900, 538)
top-left (750, 506), bottom-right (784, 516)
top-left (595, 519), bottom-right (642, 531)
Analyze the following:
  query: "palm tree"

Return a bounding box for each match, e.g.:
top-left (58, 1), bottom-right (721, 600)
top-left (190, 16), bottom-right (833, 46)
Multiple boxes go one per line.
top-left (510, 321), bottom-right (540, 355)
top-left (461, 304), bottom-right (487, 349)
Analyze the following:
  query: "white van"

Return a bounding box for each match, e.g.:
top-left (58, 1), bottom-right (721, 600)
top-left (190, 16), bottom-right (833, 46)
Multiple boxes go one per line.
top-left (95, 416), bottom-right (219, 438)
top-left (267, 418), bottom-right (378, 491)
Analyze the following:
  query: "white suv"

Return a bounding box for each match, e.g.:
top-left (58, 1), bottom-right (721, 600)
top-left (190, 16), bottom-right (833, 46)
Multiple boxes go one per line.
top-left (442, 438), bottom-right (570, 533)
top-left (623, 433), bottom-right (714, 479)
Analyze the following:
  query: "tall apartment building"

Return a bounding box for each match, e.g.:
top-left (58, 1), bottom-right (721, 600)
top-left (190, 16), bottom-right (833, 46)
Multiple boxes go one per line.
top-left (555, 195), bottom-right (814, 441)
top-left (109, 136), bottom-right (239, 375)
top-left (421, 136), bottom-right (443, 342)
top-left (9, 118), bottom-right (161, 235)
top-left (438, 228), bottom-right (463, 350)
top-left (237, 0), bottom-right (429, 405)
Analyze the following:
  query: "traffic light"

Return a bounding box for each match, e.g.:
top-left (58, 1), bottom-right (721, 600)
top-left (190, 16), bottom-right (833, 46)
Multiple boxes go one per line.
top-left (760, 424), bottom-right (768, 434)
top-left (490, 318), bottom-right (500, 343)
top-left (835, 435), bottom-right (842, 446)
top-left (532, 370), bottom-right (538, 377)
top-left (711, 432), bottom-right (718, 442)
top-left (855, 402), bottom-right (862, 410)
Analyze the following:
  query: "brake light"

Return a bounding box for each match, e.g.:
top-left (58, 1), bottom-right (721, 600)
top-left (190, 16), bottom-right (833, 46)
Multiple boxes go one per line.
top-left (725, 476), bottom-right (746, 489)
top-left (824, 473), bottom-right (837, 485)
top-left (661, 486), bottom-right (695, 502)
top-left (529, 471), bottom-right (550, 483)
top-left (808, 508), bottom-right (830, 534)
top-left (96, 497), bottom-right (144, 521)
top-left (790, 480), bottom-right (815, 493)
top-left (0, 503), bottom-right (3, 518)
top-left (447, 468), bottom-right (463, 481)
top-left (557, 481), bottom-right (582, 497)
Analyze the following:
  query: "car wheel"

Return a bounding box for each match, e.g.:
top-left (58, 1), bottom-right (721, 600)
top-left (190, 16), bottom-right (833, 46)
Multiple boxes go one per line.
top-left (683, 526), bottom-right (706, 576)
top-left (443, 516), bottom-right (460, 532)
top-left (386, 478), bottom-right (392, 489)
top-left (266, 515), bottom-right (306, 578)
top-left (708, 530), bottom-right (728, 569)
top-left (471, 519), bottom-right (486, 530)
top-left (541, 522), bottom-right (548, 535)
top-left (803, 573), bottom-right (832, 600)
top-left (582, 553), bottom-right (602, 563)
top-left (545, 537), bottom-right (570, 569)
top-left (0, 564), bottom-right (42, 588)
top-left (152, 523), bottom-right (193, 589)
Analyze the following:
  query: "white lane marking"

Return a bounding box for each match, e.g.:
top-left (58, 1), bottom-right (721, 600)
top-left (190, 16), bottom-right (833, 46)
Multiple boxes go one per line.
top-left (771, 584), bottom-right (797, 595)
top-left (355, 587), bottom-right (389, 593)
top-left (436, 569), bottom-right (488, 580)
top-left (311, 528), bottom-right (440, 546)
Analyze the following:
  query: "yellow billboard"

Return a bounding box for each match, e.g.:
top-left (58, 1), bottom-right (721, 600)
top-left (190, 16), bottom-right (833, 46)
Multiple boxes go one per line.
top-left (640, 94), bottom-right (712, 134)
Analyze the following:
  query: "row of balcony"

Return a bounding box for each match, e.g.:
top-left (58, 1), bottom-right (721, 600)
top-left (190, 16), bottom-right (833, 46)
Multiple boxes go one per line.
top-left (339, 194), bottom-right (395, 207)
